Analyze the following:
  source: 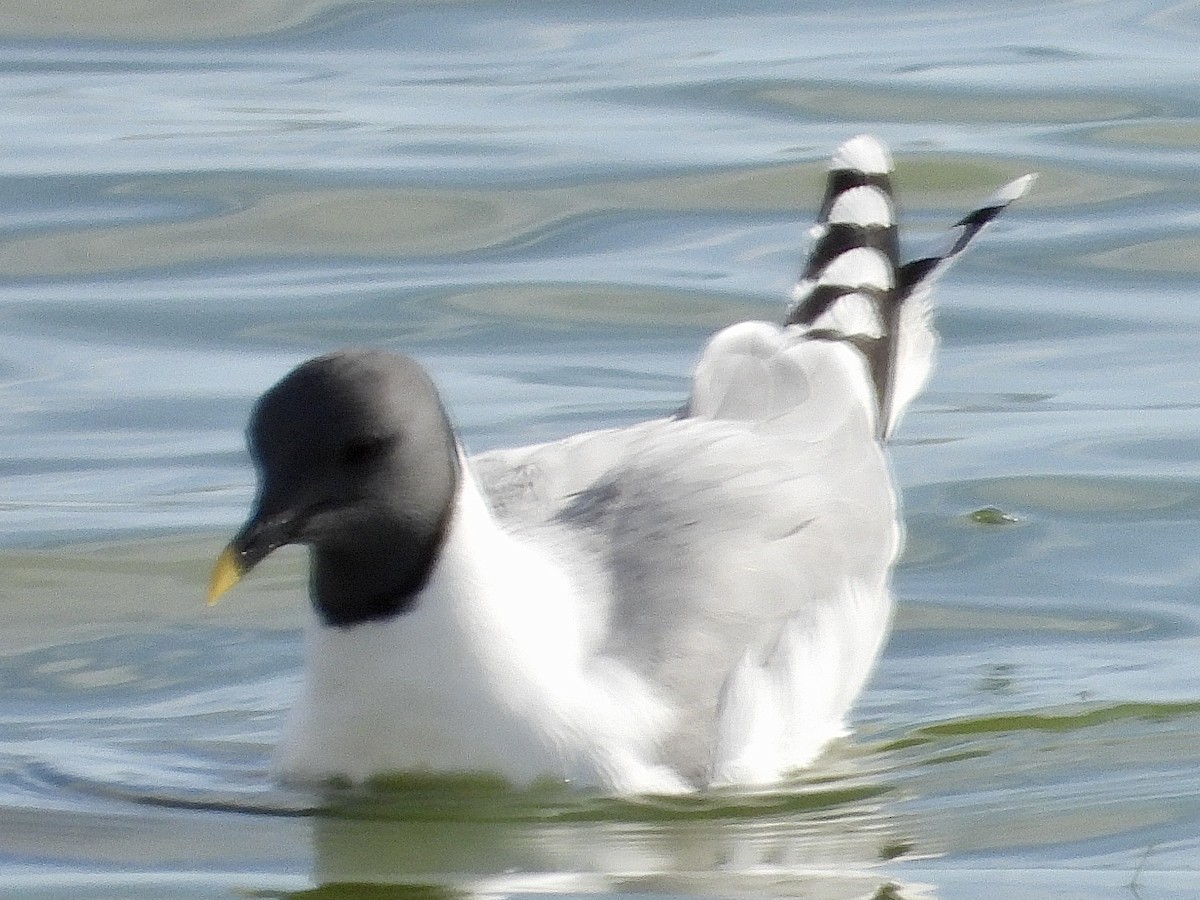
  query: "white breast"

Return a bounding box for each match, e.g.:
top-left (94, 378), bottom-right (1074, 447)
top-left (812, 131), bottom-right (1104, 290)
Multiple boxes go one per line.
top-left (275, 471), bottom-right (689, 794)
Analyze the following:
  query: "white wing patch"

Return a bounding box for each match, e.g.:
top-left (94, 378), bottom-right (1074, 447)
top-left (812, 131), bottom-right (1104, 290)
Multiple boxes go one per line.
top-left (820, 246), bottom-right (894, 291)
top-left (830, 134), bottom-right (893, 175)
top-left (884, 282), bottom-right (937, 439)
top-left (828, 184), bottom-right (893, 227)
top-left (810, 291), bottom-right (884, 339)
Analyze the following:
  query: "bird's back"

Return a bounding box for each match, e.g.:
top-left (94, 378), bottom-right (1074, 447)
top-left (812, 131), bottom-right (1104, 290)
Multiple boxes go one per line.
top-left (471, 327), bottom-right (898, 781)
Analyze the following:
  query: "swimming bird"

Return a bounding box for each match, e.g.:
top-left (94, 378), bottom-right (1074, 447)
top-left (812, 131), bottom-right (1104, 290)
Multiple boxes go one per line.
top-left (208, 136), bottom-right (1033, 794)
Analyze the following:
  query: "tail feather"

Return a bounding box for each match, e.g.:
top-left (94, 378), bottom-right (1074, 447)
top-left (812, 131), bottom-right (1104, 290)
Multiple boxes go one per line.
top-left (788, 136), bottom-right (1034, 441)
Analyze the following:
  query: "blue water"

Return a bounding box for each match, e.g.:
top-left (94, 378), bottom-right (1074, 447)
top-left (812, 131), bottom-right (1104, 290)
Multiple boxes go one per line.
top-left (1, 1), bottom-right (1199, 897)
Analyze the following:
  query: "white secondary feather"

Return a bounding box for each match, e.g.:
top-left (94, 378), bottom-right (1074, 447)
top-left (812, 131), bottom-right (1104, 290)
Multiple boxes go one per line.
top-left (810, 292), bottom-right (886, 340)
top-left (820, 246), bottom-right (894, 291)
top-left (828, 185), bottom-right (893, 227)
top-left (831, 134), bottom-right (892, 174)
top-left (884, 280), bottom-right (938, 440)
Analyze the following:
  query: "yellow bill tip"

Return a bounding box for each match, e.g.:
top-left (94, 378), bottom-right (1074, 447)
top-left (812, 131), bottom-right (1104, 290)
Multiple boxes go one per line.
top-left (207, 545), bottom-right (244, 606)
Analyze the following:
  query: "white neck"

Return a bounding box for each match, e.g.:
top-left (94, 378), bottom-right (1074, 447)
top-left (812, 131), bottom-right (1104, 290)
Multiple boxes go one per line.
top-left (274, 468), bottom-right (682, 791)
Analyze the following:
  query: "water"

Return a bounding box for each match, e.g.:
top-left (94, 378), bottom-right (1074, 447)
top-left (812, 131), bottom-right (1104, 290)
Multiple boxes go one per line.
top-left (0, 1), bottom-right (1198, 897)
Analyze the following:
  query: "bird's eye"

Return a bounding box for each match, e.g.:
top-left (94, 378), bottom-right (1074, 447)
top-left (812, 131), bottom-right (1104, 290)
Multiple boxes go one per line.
top-left (338, 435), bottom-right (394, 468)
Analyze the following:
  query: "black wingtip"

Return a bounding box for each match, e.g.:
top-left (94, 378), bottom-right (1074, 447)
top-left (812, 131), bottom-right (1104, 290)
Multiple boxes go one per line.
top-left (787, 141), bottom-right (1035, 441)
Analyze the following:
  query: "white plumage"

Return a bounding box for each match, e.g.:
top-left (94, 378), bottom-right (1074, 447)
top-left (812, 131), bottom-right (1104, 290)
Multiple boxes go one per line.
top-left (213, 135), bottom-right (1033, 794)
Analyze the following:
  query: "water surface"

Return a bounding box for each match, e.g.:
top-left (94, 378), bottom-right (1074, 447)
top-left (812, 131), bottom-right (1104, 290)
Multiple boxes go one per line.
top-left (1, 1), bottom-right (1199, 898)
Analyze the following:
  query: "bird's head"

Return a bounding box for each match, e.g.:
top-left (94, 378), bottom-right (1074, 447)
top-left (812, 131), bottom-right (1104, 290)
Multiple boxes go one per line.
top-left (209, 350), bottom-right (460, 627)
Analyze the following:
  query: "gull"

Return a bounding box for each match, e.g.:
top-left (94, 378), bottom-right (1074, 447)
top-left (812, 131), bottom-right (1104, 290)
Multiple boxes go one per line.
top-left (208, 136), bottom-right (1034, 794)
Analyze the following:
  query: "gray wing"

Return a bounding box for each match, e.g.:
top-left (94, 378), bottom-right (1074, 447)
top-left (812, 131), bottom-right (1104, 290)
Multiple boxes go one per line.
top-left (465, 138), bottom-right (1031, 780)
top-left (469, 326), bottom-right (899, 776)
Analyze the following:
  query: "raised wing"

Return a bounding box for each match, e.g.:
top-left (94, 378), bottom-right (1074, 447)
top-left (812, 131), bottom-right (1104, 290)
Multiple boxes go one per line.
top-left (788, 135), bottom-right (1035, 440)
